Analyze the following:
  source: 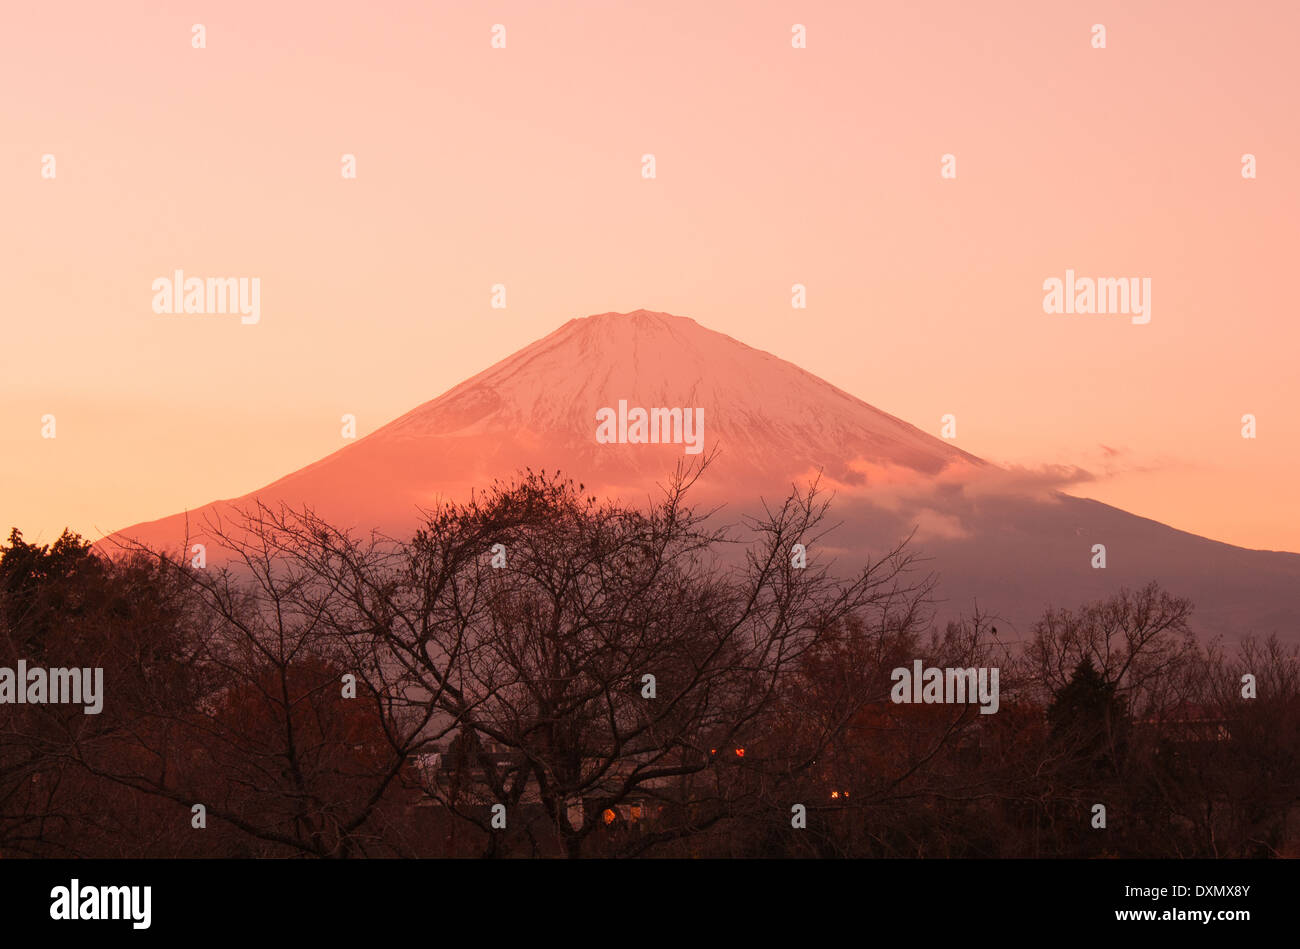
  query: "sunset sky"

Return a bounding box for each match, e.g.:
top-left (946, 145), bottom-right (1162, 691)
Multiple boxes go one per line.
top-left (2, 0), bottom-right (1298, 551)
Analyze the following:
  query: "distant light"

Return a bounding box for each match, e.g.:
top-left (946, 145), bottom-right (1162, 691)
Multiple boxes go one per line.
top-left (603, 809), bottom-right (616, 825)
top-left (735, 747), bottom-right (745, 758)
top-left (831, 790), bottom-right (840, 799)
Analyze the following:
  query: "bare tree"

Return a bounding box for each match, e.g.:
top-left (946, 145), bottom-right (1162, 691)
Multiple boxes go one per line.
top-left (1026, 582), bottom-right (1199, 719)
top-left (73, 505), bottom-right (445, 857)
top-left (331, 464), bottom-right (933, 857)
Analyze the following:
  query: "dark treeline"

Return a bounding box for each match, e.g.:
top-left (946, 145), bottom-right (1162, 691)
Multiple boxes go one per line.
top-left (1, 466), bottom-right (1297, 858)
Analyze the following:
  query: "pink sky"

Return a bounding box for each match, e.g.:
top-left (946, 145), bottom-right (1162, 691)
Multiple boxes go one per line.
top-left (2, 0), bottom-right (1298, 551)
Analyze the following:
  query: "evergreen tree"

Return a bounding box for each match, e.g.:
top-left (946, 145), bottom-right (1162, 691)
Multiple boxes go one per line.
top-left (1047, 656), bottom-right (1129, 774)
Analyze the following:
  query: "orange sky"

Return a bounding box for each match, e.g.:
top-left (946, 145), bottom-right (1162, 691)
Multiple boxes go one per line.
top-left (2, 0), bottom-right (1298, 551)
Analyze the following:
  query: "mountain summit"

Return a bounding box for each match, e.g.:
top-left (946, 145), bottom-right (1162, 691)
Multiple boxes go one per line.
top-left (371, 308), bottom-right (981, 485)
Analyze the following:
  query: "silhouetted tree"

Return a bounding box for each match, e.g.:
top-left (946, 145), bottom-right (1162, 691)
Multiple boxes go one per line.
top-left (1047, 656), bottom-right (1128, 773)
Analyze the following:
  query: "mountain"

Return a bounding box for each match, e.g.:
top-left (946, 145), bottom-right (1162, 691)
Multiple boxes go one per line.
top-left (102, 310), bottom-right (1300, 642)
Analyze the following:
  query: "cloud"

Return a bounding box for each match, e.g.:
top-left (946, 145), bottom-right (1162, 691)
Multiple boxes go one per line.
top-left (782, 457), bottom-right (1099, 541)
top-left (800, 457), bottom-right (1095, 505)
